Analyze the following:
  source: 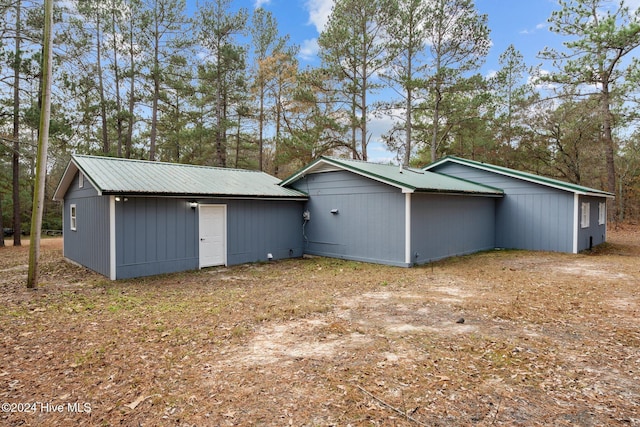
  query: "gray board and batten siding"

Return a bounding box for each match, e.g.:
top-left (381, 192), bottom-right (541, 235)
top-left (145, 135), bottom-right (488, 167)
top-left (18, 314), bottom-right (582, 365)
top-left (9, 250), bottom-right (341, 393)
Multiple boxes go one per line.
top-left (54, 155), bottom-right (307, 280)
top-left (291, 171), bottom-right (408, 266)
top-left (410, 193), bottom-right (496, 264)
top-left (287, 157), bottom-right (503, 267)
top-left (55, 154), bottom-right (613, 280)
top-left (426, 157), bottom-right (614, 253)
top-left (114, 197), bottom-right (304, 280)
top-left (61, 171), bottom-right (111, 277)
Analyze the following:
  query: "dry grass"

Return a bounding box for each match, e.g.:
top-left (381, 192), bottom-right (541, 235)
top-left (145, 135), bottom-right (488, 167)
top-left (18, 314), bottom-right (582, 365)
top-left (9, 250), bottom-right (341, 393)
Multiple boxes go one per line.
top-left (1, 226), bottom-right (639, 426)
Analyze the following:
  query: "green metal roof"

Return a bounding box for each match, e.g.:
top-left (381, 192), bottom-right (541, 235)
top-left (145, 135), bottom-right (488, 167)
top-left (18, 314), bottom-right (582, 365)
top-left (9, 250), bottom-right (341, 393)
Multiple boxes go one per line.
top-left (426, 156), bottom-right (615, 198)
top-left (53, 155), bottom-right (307, 200)
top-left (279, 156), bottom-right (504, 195)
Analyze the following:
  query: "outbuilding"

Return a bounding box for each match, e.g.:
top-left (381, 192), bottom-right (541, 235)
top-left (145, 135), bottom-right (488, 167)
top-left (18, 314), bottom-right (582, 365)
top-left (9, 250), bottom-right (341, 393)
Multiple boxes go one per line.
top-left (53, 155), bottom-right (307, 280)
top-left (425, 156), bottom-right (615, 253)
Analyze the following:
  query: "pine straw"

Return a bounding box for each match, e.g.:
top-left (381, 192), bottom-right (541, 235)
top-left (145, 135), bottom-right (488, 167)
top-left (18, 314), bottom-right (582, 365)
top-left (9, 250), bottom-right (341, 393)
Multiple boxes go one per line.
top-left (1, 226), bottom-right (639, 426)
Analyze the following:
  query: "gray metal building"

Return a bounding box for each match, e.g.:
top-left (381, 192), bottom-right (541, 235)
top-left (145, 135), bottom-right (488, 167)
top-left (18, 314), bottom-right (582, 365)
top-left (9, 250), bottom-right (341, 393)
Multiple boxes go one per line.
top-left (53, 155), bottom-right (307, 279)
top-left (54, 154), bottom-right (614, 279)
top-left (425, 156), bottom-right (615, 253)
top-left (281, 157), bottom-right (504, 266)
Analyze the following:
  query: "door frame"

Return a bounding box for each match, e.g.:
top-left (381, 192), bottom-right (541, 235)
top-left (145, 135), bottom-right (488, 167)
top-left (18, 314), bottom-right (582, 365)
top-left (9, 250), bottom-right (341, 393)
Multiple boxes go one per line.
top-left (198, 204), bottom-right (227, 268)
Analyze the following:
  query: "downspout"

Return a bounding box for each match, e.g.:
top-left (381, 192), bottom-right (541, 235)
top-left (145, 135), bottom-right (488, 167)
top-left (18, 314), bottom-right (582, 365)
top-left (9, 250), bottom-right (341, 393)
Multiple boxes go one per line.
top-left (572, 193), bottom-right (579, 254)
top-left (61, 199), bottom-right (65, 258)
top-left (405, 192), bottom-right (412, 265)
top-left (110, 195), bottom-right (116, 280)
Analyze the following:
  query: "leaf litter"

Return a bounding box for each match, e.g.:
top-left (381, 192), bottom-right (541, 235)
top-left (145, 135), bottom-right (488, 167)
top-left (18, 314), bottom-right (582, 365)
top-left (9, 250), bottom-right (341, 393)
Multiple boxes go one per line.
top-left (0, 224), bottom-right (639, 425)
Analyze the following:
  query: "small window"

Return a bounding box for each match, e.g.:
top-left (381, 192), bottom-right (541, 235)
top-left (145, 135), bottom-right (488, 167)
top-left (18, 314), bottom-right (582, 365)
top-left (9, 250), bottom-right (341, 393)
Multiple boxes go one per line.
top-left (581, 202), bottom-right (590, 228)
top-left (598, 202), bottom-right (606, 225)
top-left (70, 204), bottom-right (77, 231)
top-left (78, 173), bottom-right (84, 188)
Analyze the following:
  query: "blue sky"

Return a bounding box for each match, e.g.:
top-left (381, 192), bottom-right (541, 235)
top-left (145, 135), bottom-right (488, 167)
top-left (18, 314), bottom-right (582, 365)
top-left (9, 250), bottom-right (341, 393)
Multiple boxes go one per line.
top-left (240, 0), bottom-right (562, 72)
top-left (202, 0), bottom-right (639, 162)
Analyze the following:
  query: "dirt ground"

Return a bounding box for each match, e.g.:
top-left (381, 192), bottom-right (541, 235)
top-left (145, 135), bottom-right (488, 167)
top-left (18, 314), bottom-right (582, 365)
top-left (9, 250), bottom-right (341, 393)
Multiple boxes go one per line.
top-left (1, 225), bottom-right (639, 426)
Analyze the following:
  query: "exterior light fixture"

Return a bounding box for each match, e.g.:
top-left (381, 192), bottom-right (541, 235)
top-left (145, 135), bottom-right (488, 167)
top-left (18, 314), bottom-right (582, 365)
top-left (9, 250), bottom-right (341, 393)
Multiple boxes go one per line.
top-left (189, 201), bottom-right (198, 209)
top-left (330, 209), bottom-right (339, 214)
top-left (115, 196), bottom-right (121, 202)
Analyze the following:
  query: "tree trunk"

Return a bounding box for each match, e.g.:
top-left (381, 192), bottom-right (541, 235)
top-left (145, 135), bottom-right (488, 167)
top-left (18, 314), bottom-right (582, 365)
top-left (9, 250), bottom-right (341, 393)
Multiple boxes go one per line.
top-left (126, 14), bottom-right (135, 159)
top-left (112, 3), bottom-right (123, 157)
top-left (404, 50), bottom-right (412, 167)
top-left (601, 83), bottom-right (616, 198)
top-left (361, 27), bottom-right (368, 162)
top-left (27, 0), bottom-right (53, 289)
top-left (258, 79), bottom-right (264, 170)
top-left (430, 89), bottom-right (441, 162)
top-left (0, 193), bottom-right (5, 247)
top-left (96, 11), bottom-right (109, 154)
top-left (12, 0), bottom-right (22, 246)
top-left (149, 11), bottom-right (160, 161)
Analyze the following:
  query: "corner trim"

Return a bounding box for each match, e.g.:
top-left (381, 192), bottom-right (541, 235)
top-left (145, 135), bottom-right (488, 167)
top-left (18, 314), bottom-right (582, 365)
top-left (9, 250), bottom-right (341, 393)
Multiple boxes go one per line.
top-left (109, 195), bottom-right (116, 280)
top-left (572, 193), bottom-right (579, 254)
top-left (405, 193), bottom-right (411, 264)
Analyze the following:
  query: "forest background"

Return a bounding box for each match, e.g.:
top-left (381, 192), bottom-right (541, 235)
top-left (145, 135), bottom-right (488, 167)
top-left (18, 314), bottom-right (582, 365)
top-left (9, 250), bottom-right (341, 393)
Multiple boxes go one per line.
top-left (1, 0), bottom-right (639, 246)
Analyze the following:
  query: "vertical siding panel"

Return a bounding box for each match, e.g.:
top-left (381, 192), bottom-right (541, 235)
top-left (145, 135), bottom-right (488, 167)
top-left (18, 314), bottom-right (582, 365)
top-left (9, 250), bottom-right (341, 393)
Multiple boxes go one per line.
top-left (147, 199), bottom-right (157, 262)
top-left (220, 199), bottom-right (303, 266)
top-left (63, 172), bottom-right (110, 277)
top-left (291, 171), bottom-right (406, 266)
top-left (411, 194), bottom-right (495, 264)
top-left (434, 163), bottom-right (578, 252)
top-left (116, 197), bottom-right (198, 279)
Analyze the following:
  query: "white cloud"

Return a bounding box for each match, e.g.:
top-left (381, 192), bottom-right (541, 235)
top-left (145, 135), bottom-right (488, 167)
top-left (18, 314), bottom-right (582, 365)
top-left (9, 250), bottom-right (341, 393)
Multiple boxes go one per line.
top-left (305, 0), bottom-right (334, 33)
top-left (299, 38), bottom-right (320, 61)
top-left (254, 0), bottom-right (271, 8)
top-left (528, 68), bottom-right (558, 92)
top-left (627, 0), bottom-right (640, 12)
top-left (520, 21), bottom-right (548, 35)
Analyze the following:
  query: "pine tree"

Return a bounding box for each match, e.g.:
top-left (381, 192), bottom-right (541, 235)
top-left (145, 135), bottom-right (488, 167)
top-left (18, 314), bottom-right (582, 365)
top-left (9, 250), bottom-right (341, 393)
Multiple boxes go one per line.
top-left (539, 0), bottom-right (640, 211)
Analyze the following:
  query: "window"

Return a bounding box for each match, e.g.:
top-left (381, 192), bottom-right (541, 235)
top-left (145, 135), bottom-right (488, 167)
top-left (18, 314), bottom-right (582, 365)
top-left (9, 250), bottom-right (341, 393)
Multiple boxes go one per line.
top-left (78, 172), bottom-right (84, 188)
top-left (599, 202), bottom-right (606, 225)
top-left (581, 202), bottom-right (590, 228)
top-left (70, 204), bottom-right (77, 231)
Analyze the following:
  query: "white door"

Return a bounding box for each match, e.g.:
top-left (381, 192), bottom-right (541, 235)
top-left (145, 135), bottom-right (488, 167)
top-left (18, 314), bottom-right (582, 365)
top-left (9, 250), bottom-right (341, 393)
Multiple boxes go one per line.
top-left (199, 205), bottom-right (226, 268)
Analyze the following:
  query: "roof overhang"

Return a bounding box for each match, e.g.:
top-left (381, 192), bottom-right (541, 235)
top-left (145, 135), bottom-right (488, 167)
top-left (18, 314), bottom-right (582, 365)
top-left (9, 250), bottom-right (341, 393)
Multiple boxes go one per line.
top-left (280, 157), bottom-right (417, 193)
top-left (426, 157), bottom-right (615, 199)
top-left (52, 158), bottom-right (104, 201)
top-left (98, 192), bottom-right (308, 201)
top-left (54, 156), bottom-right (309, 202)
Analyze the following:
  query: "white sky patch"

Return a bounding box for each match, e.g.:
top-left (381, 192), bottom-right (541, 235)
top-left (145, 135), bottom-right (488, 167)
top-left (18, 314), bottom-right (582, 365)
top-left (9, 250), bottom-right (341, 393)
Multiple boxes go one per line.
top-left (366, 109), bottom-right (404, 164)
top-left (305, 0), bottom-right (334, 33)
top-left (528, 69), bottom-right (558, 92)
top-left (520, 21), bottom-right (547, 35)
top-left (299, 38), bottom-right (319, 61)
top-left (254, 0), bottom-right (271, 8)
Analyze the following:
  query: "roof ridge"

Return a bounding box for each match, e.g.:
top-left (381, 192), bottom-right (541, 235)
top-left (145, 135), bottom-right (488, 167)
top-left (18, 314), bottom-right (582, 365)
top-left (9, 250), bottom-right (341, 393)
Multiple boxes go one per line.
top-left (72, 154), bottom-right (265, 174)
top-left (431, 156), bottom-right (613, 196)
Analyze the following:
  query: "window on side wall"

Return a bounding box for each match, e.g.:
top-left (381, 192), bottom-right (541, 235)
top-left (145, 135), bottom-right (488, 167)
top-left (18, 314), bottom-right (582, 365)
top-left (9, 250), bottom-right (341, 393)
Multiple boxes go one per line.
top-left (70, 204), bottom-right (77, 231)
top-left (581, 202), bottom-right (590, 228)
top-left (598, 202), bottom-right (606, 225)
top-left (79, 172), bottom-right (84, 188)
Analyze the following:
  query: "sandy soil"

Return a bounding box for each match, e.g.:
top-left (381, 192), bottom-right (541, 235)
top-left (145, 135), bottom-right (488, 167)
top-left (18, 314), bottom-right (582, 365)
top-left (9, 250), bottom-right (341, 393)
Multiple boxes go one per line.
top-left (0, 226), bottom-right (639, 426)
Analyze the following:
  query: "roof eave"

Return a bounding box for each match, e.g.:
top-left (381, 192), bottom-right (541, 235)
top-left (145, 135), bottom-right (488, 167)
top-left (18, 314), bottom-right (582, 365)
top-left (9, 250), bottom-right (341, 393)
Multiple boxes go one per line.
top-left (280, 156), bottom-right (416, 193)
top-left (52, 160), bottom-right (77, 201)
top-left (100, 190), bottom-right (308, 200)
top-left (414, 189), bottom-right (504, 197)
top-left (427, 156), bottom-right (614, 199)
top-left (53, 156), bottom-right (106, 201)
